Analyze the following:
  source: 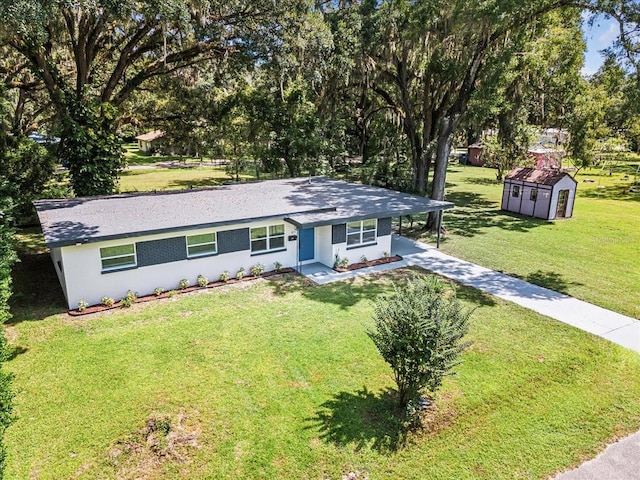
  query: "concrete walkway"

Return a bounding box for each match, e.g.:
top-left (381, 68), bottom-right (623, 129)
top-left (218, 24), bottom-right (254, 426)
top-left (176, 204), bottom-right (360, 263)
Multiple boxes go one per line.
top-left (299, 235), bottom-right (640, 479)
top-left (300, 235), bottom-right (639, 353)
top-left (392, 235), bottom-right (640, 353)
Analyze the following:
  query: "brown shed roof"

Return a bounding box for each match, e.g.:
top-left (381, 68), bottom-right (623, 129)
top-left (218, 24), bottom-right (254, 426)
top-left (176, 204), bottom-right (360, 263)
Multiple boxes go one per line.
top-left (135, 130), bottom-right (164, 142)
top-left (505, 167), bottom-right (575, 186)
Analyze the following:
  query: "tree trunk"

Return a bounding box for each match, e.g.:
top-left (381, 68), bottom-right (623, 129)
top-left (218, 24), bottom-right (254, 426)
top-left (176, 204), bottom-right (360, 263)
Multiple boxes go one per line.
top-left (413, 153), bottom-right (427, 194)
top-left (427, 114), bottom-right (457, 229)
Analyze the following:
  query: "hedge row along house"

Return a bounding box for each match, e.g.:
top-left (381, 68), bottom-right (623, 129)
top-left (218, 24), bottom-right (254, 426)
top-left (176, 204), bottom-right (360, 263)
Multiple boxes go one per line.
top-left (34, 177), bottom-right (454, 309)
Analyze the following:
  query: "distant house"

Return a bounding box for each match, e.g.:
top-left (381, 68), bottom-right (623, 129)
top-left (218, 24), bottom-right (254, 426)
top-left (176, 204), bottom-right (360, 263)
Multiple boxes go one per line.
top-left (135, 130), bottom-right (165, 154)
top-left (501, 167), bottom-right (577, 220)
top-left (467, 142), bottom-right (564, 169)
top-left (34, 177), bottom-right (454, 309)
top-left (528, 146), bottom-right (564, 169)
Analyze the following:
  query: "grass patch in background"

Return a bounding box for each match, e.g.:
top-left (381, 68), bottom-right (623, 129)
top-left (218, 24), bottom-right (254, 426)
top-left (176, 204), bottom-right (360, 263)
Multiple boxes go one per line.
top-left (410, 165), bottom-right (640, 319)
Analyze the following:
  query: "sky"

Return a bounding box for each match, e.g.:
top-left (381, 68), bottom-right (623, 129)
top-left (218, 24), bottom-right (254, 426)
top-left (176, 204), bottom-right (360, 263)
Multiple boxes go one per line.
top-left (582, 12), bottom-right (619, 76)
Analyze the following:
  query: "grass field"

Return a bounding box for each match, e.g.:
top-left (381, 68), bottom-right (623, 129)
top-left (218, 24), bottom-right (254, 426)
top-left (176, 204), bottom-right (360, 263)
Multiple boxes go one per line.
top-left (8, 155), bottom-right (639, 478)
top-left (6, 236), bottom-right (640, 479)
top-left (409, 165), bottom-right (640, 319)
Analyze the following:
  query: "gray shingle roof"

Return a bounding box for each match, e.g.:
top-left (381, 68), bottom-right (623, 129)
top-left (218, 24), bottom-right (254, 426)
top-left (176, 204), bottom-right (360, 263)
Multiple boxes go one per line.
top-left (34, 177), bottom-right (454, 247)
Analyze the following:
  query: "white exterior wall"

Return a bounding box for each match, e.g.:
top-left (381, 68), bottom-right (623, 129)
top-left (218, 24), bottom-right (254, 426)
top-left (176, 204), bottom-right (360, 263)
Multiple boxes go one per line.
top-left (331, 235), bottom-right (392, 267)
top-left (316, 226), bottom-right (334, 267)
top-left (503, 180), bottom-right (555, 220)
top-left (59, 220), bottom-right (298, 309)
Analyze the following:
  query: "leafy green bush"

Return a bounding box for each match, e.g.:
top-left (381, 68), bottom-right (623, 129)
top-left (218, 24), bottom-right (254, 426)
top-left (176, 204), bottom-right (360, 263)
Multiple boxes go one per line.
top-left (178, 279), bottom-right (189, 290)
top-left (250, 263), bottom-right (264, 277)
top-left (273, 261), bottom-right (282, 272)
top-left (197, 275), bottom-right (208, 287)
top-left (101, 296), bottom-right (115, 307)
top-left (368, 276), bottom-right (472, 410)
top-left (236, 267), bottom-right (245, 280)
top-left (120, 297), bottom-right (133, 308)
top-left (219, 271), bottom-right (230, 282)
top-left (153, 287), bottom-right (164, 296)
top-left (0, 178), bottom-right (15, 477)
top-left (77, 300), bottom-right (88, 312)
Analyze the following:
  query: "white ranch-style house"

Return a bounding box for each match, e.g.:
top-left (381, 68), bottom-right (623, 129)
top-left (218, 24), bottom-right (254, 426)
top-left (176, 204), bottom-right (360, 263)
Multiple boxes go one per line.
top-left (35, 177), bottom-right (453, 309)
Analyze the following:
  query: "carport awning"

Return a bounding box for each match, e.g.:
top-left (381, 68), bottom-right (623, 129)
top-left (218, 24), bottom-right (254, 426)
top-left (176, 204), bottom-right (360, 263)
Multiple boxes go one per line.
top-left (285, 200), bottom-right (454, 229)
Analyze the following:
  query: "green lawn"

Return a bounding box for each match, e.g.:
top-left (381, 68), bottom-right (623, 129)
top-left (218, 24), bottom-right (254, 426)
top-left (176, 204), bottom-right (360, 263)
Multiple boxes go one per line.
top-left (409, 165), bottom-right (640, 319)
top-left (5, 232), bottom-right (640, 479)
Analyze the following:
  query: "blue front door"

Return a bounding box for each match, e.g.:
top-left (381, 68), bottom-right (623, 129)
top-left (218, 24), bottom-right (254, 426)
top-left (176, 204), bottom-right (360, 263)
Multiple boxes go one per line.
top-left (299, 228), bottom-right (315, 261)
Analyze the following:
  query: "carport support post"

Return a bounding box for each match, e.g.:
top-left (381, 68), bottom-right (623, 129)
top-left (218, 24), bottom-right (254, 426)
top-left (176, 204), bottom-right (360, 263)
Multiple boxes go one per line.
top-left (436, 210), bottom-right (443, 248)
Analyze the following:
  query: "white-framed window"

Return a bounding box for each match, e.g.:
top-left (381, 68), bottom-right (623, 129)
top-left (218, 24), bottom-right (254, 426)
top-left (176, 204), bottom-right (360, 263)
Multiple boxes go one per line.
top-left (347, 219), bottom-right (377, 247)
top-left (186, 232), bottom-right (217, 258)
top-left (100, 244), bottom-right (136, 271)
top-left (530, 189), bottom-right (538, 201)
top-left (251, 224), bottom-right (285, 253)
top-left (512, 185), bottom-right (520, 198)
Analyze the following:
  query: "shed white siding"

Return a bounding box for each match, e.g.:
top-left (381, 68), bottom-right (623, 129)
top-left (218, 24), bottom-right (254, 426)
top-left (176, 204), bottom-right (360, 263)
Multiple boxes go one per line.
top-left (502, 170), bottom-right (576, 221)
top-left (547, 175), bottom-right (577, 220)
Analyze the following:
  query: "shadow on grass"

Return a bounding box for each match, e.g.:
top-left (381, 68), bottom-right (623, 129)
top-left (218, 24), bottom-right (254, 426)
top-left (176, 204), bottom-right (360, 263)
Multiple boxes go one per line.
top-left (455, 283), bottom-right (497, 307)
top-left (9, 228), bottom-right (67, 323)
top-left (577, 184), bottom-right (640, 202)
top-left (309, 387), bottom-right (409, 452)
top-left (301, 270), bottom-right (422, 309)
top-left (462, 176), bottom-right (502, 186)
top-left (169, 178), bottom-right (228, 189)
top-left (401, 193), bottom-right (547, 242)
top-left (520, 270), bottom-right (583, 296)
top-left (6, 345), bottom-right (28, 361)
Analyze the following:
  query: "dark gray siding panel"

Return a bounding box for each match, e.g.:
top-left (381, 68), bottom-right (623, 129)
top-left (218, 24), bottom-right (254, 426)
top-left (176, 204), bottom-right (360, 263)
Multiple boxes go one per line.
top-left (218, 228), bottom-right (250, 254)
top-left (377, 217), bottom-right (392, 236)
top-left (332, 224), bottom-right (346, 244)
top-left (136, 237), bottom-right (187, 267)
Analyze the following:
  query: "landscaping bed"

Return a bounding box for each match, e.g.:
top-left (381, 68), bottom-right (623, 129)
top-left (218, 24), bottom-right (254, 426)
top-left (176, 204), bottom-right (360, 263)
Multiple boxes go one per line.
top-left (68, 267), bottom-right (296, 316)
top-left (333, 255), bottom-right (402, 272)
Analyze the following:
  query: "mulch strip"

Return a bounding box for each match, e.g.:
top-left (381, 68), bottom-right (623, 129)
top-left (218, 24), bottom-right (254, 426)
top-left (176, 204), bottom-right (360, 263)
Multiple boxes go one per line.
top-left (68, 268), bottom-right (296, 316)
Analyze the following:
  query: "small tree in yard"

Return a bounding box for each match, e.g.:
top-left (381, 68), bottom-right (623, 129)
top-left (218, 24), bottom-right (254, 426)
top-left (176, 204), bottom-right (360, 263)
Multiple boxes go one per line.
top-left (368, 277), bottom-right (472, 410)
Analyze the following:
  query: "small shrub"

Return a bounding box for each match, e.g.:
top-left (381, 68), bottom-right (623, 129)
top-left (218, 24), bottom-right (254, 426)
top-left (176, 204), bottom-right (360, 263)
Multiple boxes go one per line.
top-left (273, 261), bottom-right (282, 272)
top-left (250, 263), bottom-right (265, 277)
top-left (236, 267), bottom-right (245, 280)
top-left (333, 253), bottom-right (341, 269)
top-left (339, 257), bottom-right (349, 269)
top-left (368, 276), bottom-right (472, 410)
top-left (360, 255), bottom-right (368, 263)
top-left (101, 296), bottom-right (115, 307)
top-left (382, 251), bottom-right (390, 259)
top-left (125, 290), bottom-right (137, 302)
top-left (178, 279), bottom-right (189, 290)
top-left (167, 290), bottom-right (177, 298)
top-left (120, 296), bottom-right (133, 308)
top-left (197, 275), bottom-right (208, 287)
top-left (219, 271), bottom-right (230, 282)
top-left (153, 287), bottom-right (164, 296)
top-left (77, 300), bottom-right (88, 312)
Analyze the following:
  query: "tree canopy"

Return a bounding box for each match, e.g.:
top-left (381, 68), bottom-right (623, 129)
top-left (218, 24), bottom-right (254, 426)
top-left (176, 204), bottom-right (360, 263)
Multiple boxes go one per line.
top-left (0, 0), bottom-right (638, 200)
